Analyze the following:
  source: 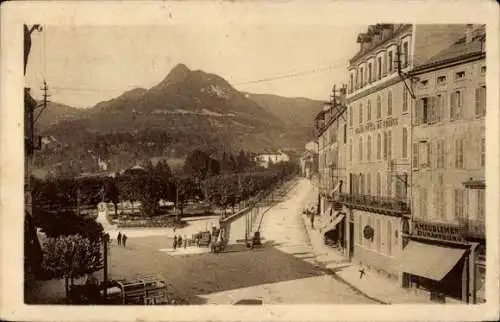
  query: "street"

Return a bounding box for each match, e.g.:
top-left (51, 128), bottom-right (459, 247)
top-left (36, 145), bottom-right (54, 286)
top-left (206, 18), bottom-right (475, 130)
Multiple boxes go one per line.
top-left (105, 179), bottom-right (375, 304)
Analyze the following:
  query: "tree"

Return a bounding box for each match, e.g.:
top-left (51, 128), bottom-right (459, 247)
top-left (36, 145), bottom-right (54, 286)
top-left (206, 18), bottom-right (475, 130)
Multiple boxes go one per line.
top-left (172, 176), bottom-right (197, 221)
top-left (183, 149), bottom-right (210, 180)
top-left (41, 234), bottom-right (103, 302)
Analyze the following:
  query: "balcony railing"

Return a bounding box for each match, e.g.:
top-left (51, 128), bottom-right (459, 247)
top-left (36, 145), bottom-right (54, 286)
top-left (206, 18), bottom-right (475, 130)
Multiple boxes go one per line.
top-left (337, 193), bottom-right (410, 216)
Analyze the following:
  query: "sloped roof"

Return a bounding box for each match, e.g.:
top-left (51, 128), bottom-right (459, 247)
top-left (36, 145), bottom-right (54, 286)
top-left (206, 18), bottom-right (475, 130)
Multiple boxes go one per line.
top-left (413, 27), bottom-right (485, 71)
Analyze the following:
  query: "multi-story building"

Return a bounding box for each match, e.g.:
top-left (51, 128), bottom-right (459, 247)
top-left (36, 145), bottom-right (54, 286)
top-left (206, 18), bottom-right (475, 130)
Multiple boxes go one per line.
top-left (400, 24), bottom-right (486, 303)
top-left (314, 87), bottom-right (350, 255)
top-left (336, 24), bottom-right (471, 284)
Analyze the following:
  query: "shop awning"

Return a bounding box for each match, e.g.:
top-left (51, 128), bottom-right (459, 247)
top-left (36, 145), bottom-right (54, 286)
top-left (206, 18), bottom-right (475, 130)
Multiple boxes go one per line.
top-left (398, 241), bottom-right (466, 281)
top-left (322, 212), bottom-right (345, 233)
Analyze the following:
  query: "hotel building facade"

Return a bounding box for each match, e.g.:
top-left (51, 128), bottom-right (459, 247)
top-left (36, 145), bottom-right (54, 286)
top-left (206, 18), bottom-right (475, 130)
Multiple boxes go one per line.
top-left (400, 24), bottom-right (486, 303)
top-left (315, 24), bottom-right (480, 295)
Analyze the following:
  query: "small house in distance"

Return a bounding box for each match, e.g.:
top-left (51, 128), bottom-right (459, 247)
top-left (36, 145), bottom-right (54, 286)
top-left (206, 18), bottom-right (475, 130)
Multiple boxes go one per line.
top-left (254, 150), bottom-right (290, 168)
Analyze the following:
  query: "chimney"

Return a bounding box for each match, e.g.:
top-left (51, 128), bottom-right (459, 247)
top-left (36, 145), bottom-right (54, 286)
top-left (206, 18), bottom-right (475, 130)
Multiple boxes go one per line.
top-left (465, 24), bottom-right (474, 45)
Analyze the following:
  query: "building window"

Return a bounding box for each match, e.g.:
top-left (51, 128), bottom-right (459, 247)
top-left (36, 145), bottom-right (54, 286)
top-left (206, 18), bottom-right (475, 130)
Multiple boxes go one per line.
top-left (376, 172), bottom-right (381, 196)
top-left (387, 130), bottom-right (392, 159)
top-left (388, 51), bottom-right (393, 73)
top-left (454, 189), bottom-right (465, 219)
top-left (359, 103), bottom-right (363, 124)
top-left (387, 91), bottom-right (393, 116)
top-left (387, 173), bottom-right (392, 197)
top-left (386, 221), bottom-right (392, 255)
top-left (403, 41), bottom-right (409, 68)
top-left (420, 188), bottom-right (428, 218)
top-left (450, 90), bottom-right (464, 120)
top-left (480, 138), bottom-right (485, 167)
top-left (359, 137), bottom-right (363, 161)
top-left (377, 133), bottom-right (381, 160)
top-left (481, 66), bottom-right (486, 74)
top-left (367, 135), bottom-right (372, 162)
top-left (349, 139), bottom-right (353, 162)
top-left (454, 138), bottom-right (464, 169)
top-left (349, 107), bottom-right (353, 127)
top-left (360, 67), bottom-right (364, 87)
top-left (367, 100), bottom-right (372, 121)
top-left (376, 95), bottom-right (382, 119)
top-left (416, 97), bottom-right (429, 125)
top-left (477, 190), bottom-right (485, 220)
top-left (421, 141), bottom-right (431, 168)
top-left (395, 175), bottom-right (405, 200)
top-left (349, 73), bottom-right (354, 92)
top-left (368, 62), bottom-right (373, 83)
top-left (382, 52), bottom-right (387, 76)
top-left (402, 87), bottom-right (409, 113)
top-left (383, 132), bottom-right (388, 160)
top-left (402, 128), bottom-right (408, 159)
top-left (455, 71), bottom-right (465, 81)
top-left (436, 94), bottom-right (445, 122)
top-left (437, 75), bottom-right (447, 85)
top-left (343, 124), bottom-right (347, 144)
top-left (360, 173), bottom-right (365, 195)
top-left (436, 174), bottom-right (445, 219)
top-left (377, 57), bottom-right (382, 80)
top-left (475, 85), bottom-right (486, 117)
top-left (420, 79), bottom-right (429, 87)
top-left (436, 139), bottom-right (445, 168)
top-left (376, 219), bottom-right (381, 251)
top-left (367, 173), bottom-right (371, 195)
top-left (412, 143), bottom-right (419, 170)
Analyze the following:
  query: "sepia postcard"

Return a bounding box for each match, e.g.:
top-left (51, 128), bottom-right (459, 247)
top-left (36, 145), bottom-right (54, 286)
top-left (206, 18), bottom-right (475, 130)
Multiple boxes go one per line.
top-left (1, 0), bottom-right (499, 321)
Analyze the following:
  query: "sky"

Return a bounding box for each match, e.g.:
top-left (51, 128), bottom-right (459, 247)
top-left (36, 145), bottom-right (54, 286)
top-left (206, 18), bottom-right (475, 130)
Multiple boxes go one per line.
top-left (25, 25), bottom-right (366, 108)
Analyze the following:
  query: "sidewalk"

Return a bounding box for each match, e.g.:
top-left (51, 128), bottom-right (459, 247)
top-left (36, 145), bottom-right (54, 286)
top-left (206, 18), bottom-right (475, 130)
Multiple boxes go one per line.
top-left (301, 213), bottom-right (433, 304)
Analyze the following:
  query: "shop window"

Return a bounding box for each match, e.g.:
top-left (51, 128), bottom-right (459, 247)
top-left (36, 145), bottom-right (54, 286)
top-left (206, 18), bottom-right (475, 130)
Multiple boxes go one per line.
top-left (475, 85), bottom-right (486, 117)
top-left (453, 189), bottom-right (465, 220)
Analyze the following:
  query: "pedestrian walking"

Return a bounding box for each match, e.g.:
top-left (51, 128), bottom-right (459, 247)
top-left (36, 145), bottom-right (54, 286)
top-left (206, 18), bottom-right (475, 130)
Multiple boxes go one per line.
top-left (184, 235), bottom-right (187, 249)
top-left (177, 235), bottom-right (183, 249)
top-left (117, 232), bottom-right (122, 246)
top-left (173, 235), bottom-right (177, 250)
top-left (310, 212), bottom-right (315, 229)
top-left (122, 234), bottom-right (127, 248)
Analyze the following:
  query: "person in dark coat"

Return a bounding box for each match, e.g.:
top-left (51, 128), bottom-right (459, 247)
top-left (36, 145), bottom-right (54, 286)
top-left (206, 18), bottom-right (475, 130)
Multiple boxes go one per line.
top-left (183, 235), bottom-right (187, 249)
top-left (117, 232), bottom-right (122, 246)
top-left (122, 234), bottom-right (127, 248)
top-left (177, 235), bottom-right (183, 248)
top-left (173, 235), bottom-right (177, 250)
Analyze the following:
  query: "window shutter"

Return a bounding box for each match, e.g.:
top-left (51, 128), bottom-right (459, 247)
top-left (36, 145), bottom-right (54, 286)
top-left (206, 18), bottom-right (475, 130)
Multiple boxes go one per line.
top-left (415, 99), bottom-right (422, 125)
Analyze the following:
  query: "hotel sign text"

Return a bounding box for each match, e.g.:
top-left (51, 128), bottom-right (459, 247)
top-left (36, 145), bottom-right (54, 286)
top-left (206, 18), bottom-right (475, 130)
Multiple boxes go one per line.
top-left (355, 117), bottom-right (399, 134)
